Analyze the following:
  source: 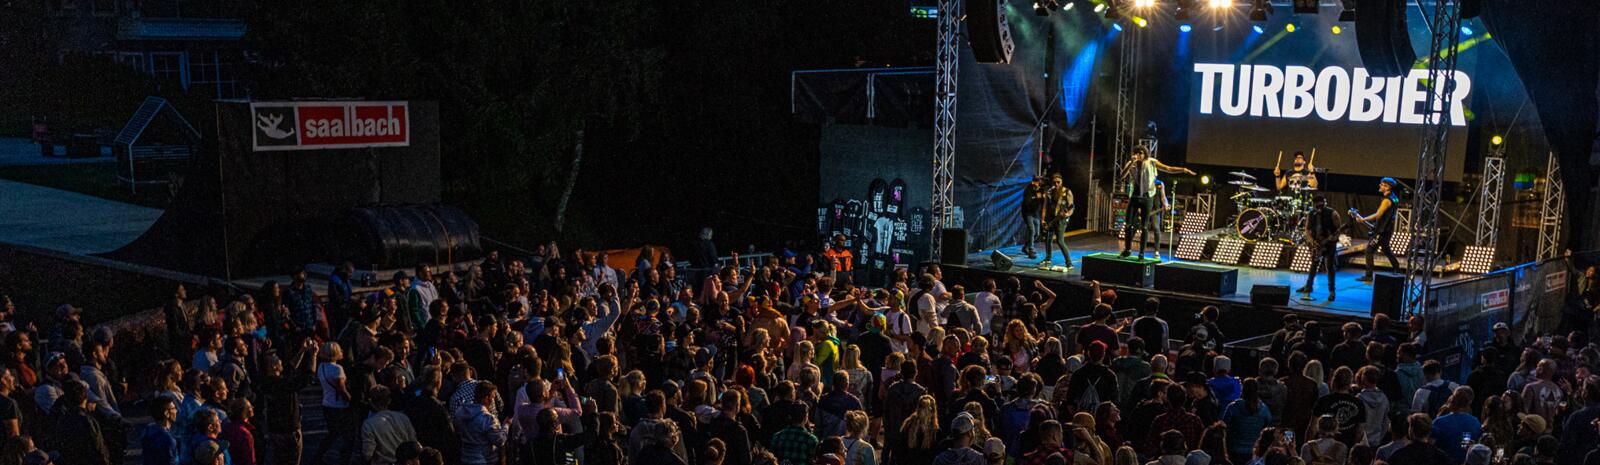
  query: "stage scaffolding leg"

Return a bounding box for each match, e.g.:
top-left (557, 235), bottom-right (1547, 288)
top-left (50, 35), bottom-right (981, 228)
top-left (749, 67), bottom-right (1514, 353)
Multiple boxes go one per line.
top-left (1539, 152), bottom-right (1565, 260)
top-left (930, 0), bottom-right (960, 261)
top-left (1476, 154), bottom-right (1505, 247)
top-left (1107, 21), bottom-right (1140, 233)
top-left (1402, 0), bottom-right (1465, 317)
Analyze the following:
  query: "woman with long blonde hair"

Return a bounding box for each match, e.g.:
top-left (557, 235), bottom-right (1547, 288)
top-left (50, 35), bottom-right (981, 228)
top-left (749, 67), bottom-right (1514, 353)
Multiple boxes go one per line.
top-left (789, 340), bottom-right (817, 383)
top-left (841, 344), bottom-right (874, 408)
top-left (898, 395), bottom-right (941, 465)
top-left (964, 401), bottom-right (993, 443)
top-left (1004, 319), bottom-right (1038, 372)
top-left (1304, 359), bottom-right (1330, 396)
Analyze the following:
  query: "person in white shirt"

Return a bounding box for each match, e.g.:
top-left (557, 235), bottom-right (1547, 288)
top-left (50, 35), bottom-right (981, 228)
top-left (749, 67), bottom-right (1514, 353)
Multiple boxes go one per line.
top-left (362, 385), bottom-right (418, 465)
top-left (884, 290), bottom-right (914, 353)
top-left (974, 279), bottom-right (1002, 336)
top-left (913, 274), bottom-right (943, 336)
top-left (592, 251), bottom-right (620, 291)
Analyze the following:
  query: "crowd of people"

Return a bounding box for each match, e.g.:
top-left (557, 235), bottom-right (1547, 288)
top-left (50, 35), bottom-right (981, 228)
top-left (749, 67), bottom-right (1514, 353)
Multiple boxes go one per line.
top-left (0, 243), bottom-right (1597, 465)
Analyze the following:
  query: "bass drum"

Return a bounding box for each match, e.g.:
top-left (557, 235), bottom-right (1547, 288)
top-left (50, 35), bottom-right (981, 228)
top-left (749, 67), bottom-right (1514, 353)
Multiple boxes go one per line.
top-left (1234, 208), bottom-right (1280, 242)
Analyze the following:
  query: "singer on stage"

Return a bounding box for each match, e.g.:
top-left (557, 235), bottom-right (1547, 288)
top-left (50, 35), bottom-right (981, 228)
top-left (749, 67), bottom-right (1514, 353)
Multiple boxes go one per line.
top-left (1298, 195), bottom-right (1342, 301)
top-left (1121, 147), bottom-right (1194, 259)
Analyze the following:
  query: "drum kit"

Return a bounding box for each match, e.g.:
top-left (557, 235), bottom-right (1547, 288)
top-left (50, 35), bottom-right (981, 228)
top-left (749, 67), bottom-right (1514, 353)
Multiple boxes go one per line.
top-left (1226, 170), bottom-right (1316, 243)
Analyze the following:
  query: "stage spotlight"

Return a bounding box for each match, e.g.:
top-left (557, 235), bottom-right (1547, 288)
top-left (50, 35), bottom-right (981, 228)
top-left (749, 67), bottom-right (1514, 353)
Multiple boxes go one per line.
top-left (1460, 26), bottom-right (1474, 36)
top-left (1208, 0), bottom-right (1230, 8)
top-left (1112, 22), bottom-right (1124, 31)
top-left (1492, 135), bottom-right (1504, 145)
top-left (1285, 23), bottom-right (1296, 32)
top-left (1180, 24), bottom-right (1192, 32)
top-left (1200, 175), bottom-right (1211, 185)
top-left (1133, 16), bottom-right (1148, 27)
top-left (1179, 213), bottom-right (1211, 236)
top-left (1289, 246), bottom-right (1314, 273)
top-left (1252, 24), bottom-right (1264, 33)
top-left (1331, 25), bottom-right (1342, 34)
top-left (1461, 245), bottom-right (1496, 274)
top-left (1095, 3), bottom-right (1106, 12)
top-left (1133, 0), bottom-right (1156, 8)
top-left (1064, 2), bottom-right (1075, 10)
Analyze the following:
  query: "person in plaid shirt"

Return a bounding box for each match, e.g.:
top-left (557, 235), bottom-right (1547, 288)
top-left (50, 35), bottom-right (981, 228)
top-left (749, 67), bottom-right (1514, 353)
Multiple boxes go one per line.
top-left (1144, 383), bottom-right (1205, 456)
top-left (771, 403), bottom-right (819, 465)
top-left (1021, 419), bottom-right (1071, 465)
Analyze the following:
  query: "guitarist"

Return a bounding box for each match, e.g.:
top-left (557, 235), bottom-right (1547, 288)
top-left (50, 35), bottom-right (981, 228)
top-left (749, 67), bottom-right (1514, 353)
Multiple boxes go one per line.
top-left (1352, 177), bottom-right (1402, 283)
top-left (1297, 195), bottom-right (1342, 301)
top-left (1041, 173), bottom-right (1076, 268)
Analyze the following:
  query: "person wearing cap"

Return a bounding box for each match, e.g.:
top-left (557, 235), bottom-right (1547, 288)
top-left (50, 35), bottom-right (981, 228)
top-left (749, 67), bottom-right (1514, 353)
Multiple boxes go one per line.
top-left (934, 412), bottom-right (986, 465)
top-left (983, 436), bottom-right (1006, 465)
top-left (1485, 322), bottom-right (1519, 372)
top-left (1509, 412), bottom-right (1546, 455)
top-left (1175, 328), bottom-right (1215, 379)
top-left (191, 439), bottom-right (228, 465)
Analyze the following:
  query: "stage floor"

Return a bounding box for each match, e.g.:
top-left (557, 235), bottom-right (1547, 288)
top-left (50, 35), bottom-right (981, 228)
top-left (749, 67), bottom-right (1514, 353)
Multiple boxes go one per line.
top-left (964, 231), bottom-right (1465, 318)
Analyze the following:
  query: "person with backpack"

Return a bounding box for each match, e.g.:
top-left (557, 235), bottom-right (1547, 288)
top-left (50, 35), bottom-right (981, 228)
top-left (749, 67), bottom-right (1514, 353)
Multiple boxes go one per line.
top-left (912, 274), bottom-right (944, 337)
top-left (1412, 360), bottom-right (1458, 416)
top-left (1064, 342), bottom-right (1117, 416)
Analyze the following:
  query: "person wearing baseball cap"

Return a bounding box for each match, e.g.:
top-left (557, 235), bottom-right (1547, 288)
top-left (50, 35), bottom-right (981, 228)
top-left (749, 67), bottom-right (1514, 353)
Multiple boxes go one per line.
top-left (934, 412), bottom-right (985, 465)
top-left (193, 439), bottom-right (229, 465)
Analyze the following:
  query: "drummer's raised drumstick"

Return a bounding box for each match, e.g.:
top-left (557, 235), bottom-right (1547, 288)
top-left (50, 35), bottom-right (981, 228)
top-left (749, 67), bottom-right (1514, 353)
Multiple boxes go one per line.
top-left (1276, 151), bottom-right (1282, 170)
top-left (1309, 148), bottom-right (1316, 167)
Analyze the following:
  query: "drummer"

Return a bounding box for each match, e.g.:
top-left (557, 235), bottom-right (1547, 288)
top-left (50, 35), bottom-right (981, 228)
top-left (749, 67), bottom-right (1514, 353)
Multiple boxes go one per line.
top-left (1274, 151), bottom-right (1318, 191)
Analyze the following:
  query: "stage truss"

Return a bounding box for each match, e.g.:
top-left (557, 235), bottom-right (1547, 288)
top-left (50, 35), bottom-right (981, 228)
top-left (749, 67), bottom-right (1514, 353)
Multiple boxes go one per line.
top-left (1401, 0), bottom-right (1466, 317)
top-left (1107, 23), bottom-right (1144, 232)
top-left (930, 0), bottom-right (960, 261)
top-left (1475, 152), bottom-right (1505, 247)
top-left (1539, 151), bottom-right (1565, 260)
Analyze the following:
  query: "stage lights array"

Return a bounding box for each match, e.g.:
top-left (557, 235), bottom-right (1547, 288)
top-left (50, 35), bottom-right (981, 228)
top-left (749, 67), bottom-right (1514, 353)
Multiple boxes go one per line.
top-left (1290, 245), bottom-right (1315, 273)
top-left (1133, 0), bottom-right (1155, 8)
top-left (1390, 230), bottom-right (1413, 256)
top-left (1176, 235), bottom-right (1207, 261)
top-left (1179, 212), bottom-right (1210, 235)
top-left (1214, 238), bottom-right (1246, 265)
top-left (1462, 245), bottom-right (1496, 274)
top-left (1208, 0), bottom-right (1230, 8)
top-left (1249, 241), bottom-right (1285, 269)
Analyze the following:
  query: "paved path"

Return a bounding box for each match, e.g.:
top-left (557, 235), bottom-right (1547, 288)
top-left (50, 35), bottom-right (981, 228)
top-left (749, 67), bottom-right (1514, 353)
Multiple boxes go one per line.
top-left (0, 178), bottom-right (161, 254)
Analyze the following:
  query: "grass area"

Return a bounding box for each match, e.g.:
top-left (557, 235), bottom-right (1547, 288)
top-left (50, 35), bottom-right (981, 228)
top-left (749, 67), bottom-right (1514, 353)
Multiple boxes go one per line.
top-left (0, 162), bottom-right (172, 208)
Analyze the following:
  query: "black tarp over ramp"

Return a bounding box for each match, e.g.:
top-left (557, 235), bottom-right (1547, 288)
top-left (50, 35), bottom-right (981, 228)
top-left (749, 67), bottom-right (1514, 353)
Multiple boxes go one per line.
top-left (100, 101), bottom-right (455, 279)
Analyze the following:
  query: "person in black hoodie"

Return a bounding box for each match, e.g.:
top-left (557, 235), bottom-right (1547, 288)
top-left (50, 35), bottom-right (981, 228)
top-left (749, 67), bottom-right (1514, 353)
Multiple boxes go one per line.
top-left (46, 380), bottom-right (110, 465)
top-left (1064, 341), bottom-right (1117, 416)
top-left (257, 340), bottom-right (317, 465)
top-left (403, 366), bottom-right (460, 464)
top-left (704, 391), bottom-right (754, 465)
top-left (527, 407), bottom-right (597, 465)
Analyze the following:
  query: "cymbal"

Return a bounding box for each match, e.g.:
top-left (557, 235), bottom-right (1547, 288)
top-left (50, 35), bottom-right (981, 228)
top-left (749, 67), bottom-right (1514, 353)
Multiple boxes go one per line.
top-left (1228, 180), bottom-right (1257, 186)
top-left (1245, 185), bottom-right (1269, 192)
top-left (1293, 185), bottom-right (1319, 192)
top-left (1229, 171), bottom-right (1257, 180)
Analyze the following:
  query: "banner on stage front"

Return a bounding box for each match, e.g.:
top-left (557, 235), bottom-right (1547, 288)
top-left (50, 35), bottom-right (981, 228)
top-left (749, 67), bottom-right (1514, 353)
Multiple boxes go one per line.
top-left (251, 101), bottom-right (410, 152)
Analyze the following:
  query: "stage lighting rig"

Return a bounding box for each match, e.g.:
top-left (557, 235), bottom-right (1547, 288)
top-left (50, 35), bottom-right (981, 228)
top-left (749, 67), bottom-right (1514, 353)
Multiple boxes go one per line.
top-left (1249, 0), bottom-right (1272, 21)
top-left (1461, 245), bottom-right (1496, 274)
top-left (1208, 0), bottom-right (1231, 9)
top-left (1133, 0), bottom-right (1156, 8)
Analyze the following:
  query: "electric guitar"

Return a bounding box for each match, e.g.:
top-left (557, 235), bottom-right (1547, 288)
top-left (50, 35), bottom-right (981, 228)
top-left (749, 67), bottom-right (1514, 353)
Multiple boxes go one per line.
top-left (1347, 208), bottom-right (1377, 238)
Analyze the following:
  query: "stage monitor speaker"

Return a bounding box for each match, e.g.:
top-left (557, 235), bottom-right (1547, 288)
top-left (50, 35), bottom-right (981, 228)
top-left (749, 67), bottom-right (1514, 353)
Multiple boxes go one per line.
top-left (1250, 285), bottom-right (1290, 307)
top-left (940, 229), bottom-right (967, 265)
top-left (1155, 262), bottom-right (1239, 296)
top-left (991, 250), bottom-right (1014, 271)
top-left (967, 0), bottom-right (1015, 64)
top-left (1354, 0), bottom-right (1415, 78)
top-left (1082, 253), bottom-right (1156, 288)
top-left (1371, 272), bottom-right (1406, 318)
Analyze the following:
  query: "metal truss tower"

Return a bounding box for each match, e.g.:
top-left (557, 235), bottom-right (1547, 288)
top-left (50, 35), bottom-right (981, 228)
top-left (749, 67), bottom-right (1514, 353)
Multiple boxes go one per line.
top-left (1539, 152), bottom-right (1565, 260)
top-left (1108, 18), bottom-right (1141, 230)
top-left (1475, 152), bottom-right (1505, 246)
top-left (930, 0), bottom-right (960, 260)
top-left (1402, 0), bottom-right (1465, 316)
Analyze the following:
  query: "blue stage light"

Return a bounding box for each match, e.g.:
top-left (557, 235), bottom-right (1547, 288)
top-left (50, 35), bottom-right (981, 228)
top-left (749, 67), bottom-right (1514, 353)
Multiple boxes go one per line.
top-left (1252, 25), bottom-right (1264, 33)
top-left (1180, 24), bottom-right (1192, 32)
top-left (1113, 23), bottom-right (1124, 31)
top-left (1460, 26), bottom-right (1474, 36)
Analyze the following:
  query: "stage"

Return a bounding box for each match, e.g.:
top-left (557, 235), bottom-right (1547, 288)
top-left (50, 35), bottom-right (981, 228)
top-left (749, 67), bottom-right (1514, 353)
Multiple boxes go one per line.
top-left (954, 231), bottom-right (1470, 319)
